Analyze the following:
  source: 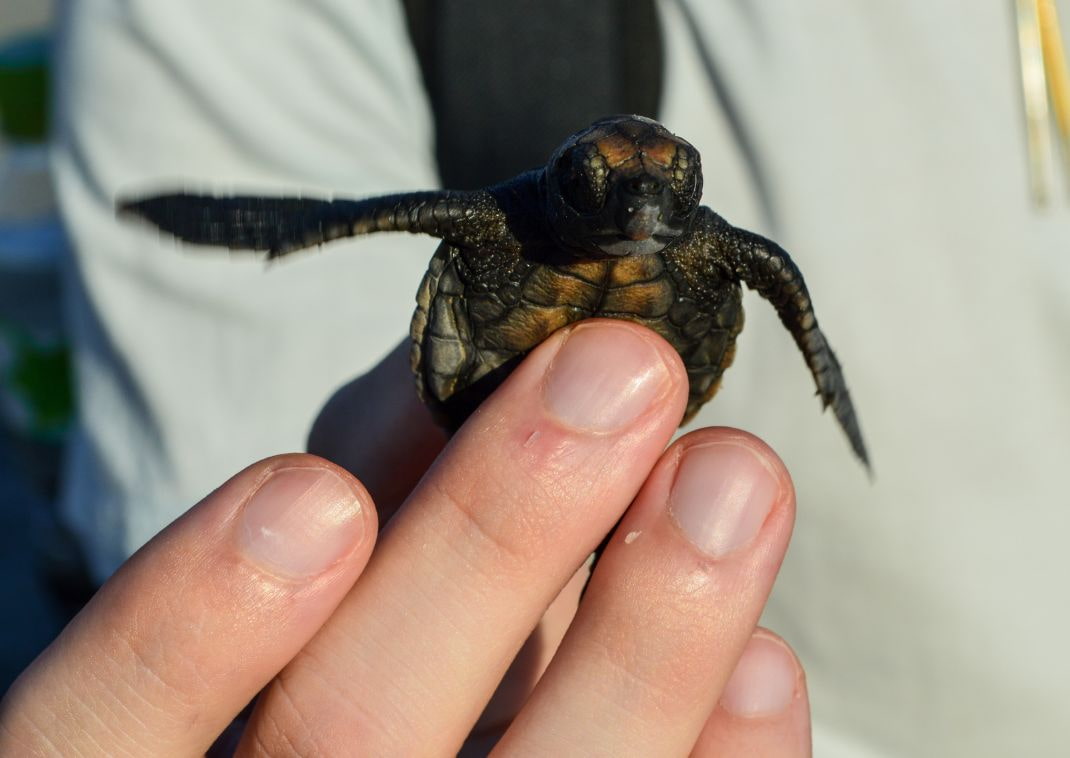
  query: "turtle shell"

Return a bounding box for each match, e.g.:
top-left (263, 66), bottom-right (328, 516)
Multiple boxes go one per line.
top-left (410, 233), bottom-right (743, 429)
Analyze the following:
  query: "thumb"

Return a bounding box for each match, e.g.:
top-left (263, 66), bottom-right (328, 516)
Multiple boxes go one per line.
top-left (0, 454), bottom-right (376, 756)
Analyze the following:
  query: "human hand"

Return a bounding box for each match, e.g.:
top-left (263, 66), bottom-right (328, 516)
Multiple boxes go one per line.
top-left (1, 320), bottom-right (810, 756)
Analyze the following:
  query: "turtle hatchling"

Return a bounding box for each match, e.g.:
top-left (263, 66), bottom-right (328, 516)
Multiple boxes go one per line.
top-left (121, 115), bottom-right (868, 467)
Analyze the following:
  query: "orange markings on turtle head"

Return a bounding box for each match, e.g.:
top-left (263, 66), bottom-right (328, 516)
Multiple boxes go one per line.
top-left (593, 134), bottom-right (641, 169)
top-left (638, 138), bottom-right (678, 168)
top-left (592, 133), bottom-right (679, 174)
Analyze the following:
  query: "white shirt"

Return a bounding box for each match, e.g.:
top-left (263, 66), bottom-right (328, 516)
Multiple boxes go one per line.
top-left (53, 1), bottom-right (1070, 754)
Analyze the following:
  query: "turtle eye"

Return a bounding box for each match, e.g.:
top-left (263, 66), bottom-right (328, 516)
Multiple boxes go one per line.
top-left (554, 146), bottom-right (609, 214)
top-left (668, 148), bottom-right (702, 218)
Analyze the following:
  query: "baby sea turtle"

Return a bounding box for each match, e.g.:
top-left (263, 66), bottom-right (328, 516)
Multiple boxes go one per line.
top-left (121, 115), bottom-right (868, 467)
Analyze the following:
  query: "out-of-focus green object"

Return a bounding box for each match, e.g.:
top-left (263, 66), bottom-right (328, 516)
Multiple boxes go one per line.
top-left (0, 323), bottom-right (71, 440)
top-left (0, 31), bottom-right (73, 471)
top-left (0, 34), bottom-right (49, 140)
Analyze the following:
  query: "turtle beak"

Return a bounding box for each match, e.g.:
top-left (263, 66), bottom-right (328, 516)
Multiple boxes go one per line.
top-left (614, 173), bottom-right (667, 241)
top-left (619, 202), bottom-right (661, 240)
top-left (577, 170), bottom-right (682, 257)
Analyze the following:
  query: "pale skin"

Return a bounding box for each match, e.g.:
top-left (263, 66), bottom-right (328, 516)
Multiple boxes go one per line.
top-left (0, 320), bottom-right (811, 756)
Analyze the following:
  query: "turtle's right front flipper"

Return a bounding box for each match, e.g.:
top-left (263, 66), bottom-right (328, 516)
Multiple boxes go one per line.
top-left (697, 209), bottom-right (870, 470)
top-left (119, 189), bottom-right (504, 258)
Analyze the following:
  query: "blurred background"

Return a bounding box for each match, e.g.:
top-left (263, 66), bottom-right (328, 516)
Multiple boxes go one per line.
top-left (0, 0), bottom-right (70, 692)
top-left (1, 2), bottom-right (1068, 756)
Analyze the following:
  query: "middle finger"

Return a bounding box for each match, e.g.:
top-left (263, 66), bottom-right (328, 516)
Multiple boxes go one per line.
top-left (497, 428), bottom-right (796, 755)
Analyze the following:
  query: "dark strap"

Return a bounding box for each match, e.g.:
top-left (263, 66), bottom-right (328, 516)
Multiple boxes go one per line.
top-left (401, 0), bottom-right (664, 189)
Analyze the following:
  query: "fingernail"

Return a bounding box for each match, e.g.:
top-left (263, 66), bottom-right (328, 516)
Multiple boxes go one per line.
top-left (720, 634), bottom-right (799, 717)
top-left (668, 441), bottom-right (779, 558)
top-left (239, 466), bottom-right (365, 579)
top-left (543, 325), bottom-right (669, 432)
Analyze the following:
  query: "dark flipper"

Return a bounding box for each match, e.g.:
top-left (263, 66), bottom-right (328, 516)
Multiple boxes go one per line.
top-left (701, 210), bottom-right (870, 469)
top-left (118, 190), bottom-right (505, 258)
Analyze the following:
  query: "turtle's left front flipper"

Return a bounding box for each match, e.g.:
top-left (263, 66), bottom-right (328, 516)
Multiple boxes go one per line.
top-left (119, 190), bottom-right (504, 258)
top-left (702, 210), bottom-right (870, 470)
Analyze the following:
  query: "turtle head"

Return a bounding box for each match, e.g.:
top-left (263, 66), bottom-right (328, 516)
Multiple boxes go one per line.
top-left (545, 115), bottom-right (702, 257)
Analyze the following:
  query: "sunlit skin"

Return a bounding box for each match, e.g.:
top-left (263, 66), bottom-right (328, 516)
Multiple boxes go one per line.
top-left (0, 323), bottom-right (812, 756)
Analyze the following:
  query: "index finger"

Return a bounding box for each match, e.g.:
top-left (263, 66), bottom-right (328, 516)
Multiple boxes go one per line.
top-left (243, 320), bottom-right (690, 755)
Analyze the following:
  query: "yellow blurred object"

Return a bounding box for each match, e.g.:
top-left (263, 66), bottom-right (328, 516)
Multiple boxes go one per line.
top-left (1039, 1), bottom-right (1070, 178)
top-left (1016, 0), bottom-right (1070, 204)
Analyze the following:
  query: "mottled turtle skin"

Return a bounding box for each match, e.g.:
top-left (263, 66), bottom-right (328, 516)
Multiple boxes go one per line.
top-left (122, 116), bottom-right (868, 466)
